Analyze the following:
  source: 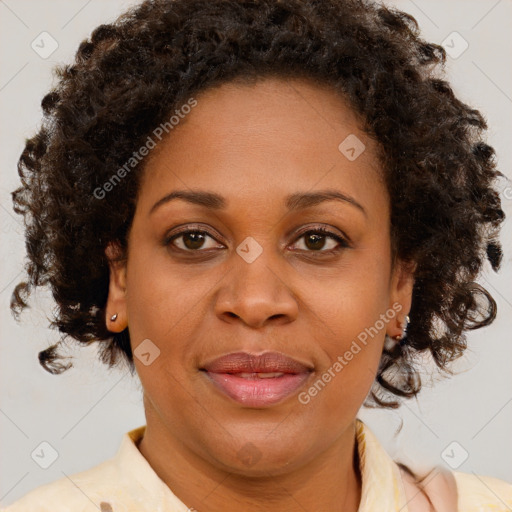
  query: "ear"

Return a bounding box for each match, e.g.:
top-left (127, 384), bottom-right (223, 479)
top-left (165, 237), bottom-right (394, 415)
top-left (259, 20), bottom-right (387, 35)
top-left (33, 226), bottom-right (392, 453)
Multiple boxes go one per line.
top-left (386, 258), bottom-right (416, 339)
top-left (104, 241), bottom-right (129, 333)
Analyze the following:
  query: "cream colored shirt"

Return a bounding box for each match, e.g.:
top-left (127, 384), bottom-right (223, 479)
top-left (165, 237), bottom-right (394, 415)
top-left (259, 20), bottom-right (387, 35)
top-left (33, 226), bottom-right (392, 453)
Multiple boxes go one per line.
top-left (2, 419), bottom-right (511, 511)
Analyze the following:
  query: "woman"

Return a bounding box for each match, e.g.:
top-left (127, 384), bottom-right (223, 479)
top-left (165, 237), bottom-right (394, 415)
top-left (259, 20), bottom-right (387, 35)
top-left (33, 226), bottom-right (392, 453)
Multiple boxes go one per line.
top-left (4, 0), bottom-right (511, 510)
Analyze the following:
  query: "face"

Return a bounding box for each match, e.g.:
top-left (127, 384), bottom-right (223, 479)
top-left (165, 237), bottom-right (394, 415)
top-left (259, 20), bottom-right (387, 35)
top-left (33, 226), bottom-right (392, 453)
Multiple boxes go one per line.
top-left (105, 76), bottom-right (414, 477)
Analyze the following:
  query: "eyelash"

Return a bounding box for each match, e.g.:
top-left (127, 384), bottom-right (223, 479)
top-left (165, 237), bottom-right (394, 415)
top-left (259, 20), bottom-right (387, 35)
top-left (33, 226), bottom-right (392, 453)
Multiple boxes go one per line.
top-left (164, 225), bottom-right (350, 255)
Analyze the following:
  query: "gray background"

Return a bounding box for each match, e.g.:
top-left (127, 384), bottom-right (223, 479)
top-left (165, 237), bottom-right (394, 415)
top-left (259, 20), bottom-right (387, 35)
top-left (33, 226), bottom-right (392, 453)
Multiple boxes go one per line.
top-left (1, 0), bottom-right (511, 506)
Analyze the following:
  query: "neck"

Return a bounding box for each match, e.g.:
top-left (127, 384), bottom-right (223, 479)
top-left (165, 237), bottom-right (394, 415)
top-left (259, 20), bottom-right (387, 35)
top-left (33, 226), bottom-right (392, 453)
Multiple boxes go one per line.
top-left (137, 409), bottom-right (362, 512)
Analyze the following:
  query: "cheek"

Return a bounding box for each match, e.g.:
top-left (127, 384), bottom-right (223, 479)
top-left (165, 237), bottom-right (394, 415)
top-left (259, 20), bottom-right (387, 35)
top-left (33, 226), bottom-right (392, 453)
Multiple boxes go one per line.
top-left (300, 305), bottom-right (385, 424)
top-left (124, 247), bottom-right (226, 397)
top-left (311, 248), bottom-right (392, 345)
top-left (124, 244), bottom-right (210, 339)
top-left (299, 251), bottom-right (391, 407)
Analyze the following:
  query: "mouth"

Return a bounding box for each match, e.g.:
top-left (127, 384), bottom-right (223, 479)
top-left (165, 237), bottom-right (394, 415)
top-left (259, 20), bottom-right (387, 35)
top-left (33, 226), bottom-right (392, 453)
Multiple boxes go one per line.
top-left (200, 351), bottom-right (314, 407)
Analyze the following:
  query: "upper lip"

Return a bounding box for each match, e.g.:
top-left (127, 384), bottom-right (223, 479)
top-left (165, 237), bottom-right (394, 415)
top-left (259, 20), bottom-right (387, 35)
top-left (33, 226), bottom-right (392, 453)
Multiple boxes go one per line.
top-left (201, 351), bottom-right (314, 374)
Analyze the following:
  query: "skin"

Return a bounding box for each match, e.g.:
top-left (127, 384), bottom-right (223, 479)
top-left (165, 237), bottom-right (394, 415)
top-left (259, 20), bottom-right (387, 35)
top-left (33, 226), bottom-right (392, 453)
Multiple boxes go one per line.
top-left (105, 77), bottom-right (415, 512)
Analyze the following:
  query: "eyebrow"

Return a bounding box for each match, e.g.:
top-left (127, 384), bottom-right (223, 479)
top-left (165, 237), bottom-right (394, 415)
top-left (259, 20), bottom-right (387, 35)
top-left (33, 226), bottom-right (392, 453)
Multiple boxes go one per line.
top-left (149, 188), bottom-right (367, 217)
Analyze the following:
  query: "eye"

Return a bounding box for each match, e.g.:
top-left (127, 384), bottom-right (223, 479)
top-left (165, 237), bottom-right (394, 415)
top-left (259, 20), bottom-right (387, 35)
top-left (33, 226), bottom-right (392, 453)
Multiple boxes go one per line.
top-left (290, 226), bottom-right (349, 253)
top-left (165, 228), bottom-right (223, 252)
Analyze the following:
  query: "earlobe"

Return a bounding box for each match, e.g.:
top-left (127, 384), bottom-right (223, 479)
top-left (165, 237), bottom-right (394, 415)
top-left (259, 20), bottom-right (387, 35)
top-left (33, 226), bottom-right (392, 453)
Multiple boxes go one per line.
top-left (104, 242), bottom-right (128, 332)
top-left (387, 259), bottom-right (416, 340)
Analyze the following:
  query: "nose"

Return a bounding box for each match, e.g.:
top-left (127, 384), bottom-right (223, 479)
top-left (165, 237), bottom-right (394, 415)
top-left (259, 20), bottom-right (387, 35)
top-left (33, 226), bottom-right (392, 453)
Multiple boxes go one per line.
top-left (214, 245), bottom-right (299, 329)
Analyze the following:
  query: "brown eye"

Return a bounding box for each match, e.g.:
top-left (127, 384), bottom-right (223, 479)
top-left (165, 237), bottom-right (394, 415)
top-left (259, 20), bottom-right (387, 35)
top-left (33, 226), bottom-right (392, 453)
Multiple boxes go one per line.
top-left (291, 227), bottom-right (349, 253)
top-left (165, 229), bottom-right (223, 252)
top-left (303, 233), bottom-right (329, 251)
top-left (180, 231), bottom-right (207, 250)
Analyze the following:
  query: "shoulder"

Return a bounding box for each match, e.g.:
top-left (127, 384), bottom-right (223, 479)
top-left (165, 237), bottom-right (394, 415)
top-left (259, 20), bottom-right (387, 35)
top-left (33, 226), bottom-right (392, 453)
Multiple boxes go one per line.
top-left (453, 470), bottom-right (512, 511)
top-left (0, 457), bottom-right (124, 512)
top-left (399, 465), bottom-right (512, 512)
top-left (400, 465), bottom-right (458, 512)
top-left (1, 427), bottom-right (149, 512)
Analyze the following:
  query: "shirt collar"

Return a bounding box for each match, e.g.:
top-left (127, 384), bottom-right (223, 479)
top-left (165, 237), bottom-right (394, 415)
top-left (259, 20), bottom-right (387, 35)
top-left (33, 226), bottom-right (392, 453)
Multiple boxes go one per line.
top-left (355, 418), bottom-right (410, 512)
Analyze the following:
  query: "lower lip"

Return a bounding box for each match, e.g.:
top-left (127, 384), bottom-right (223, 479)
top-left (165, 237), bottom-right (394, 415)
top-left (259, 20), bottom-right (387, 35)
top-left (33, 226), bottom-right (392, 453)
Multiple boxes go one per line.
top-left (203, 372), bottom-right (311, 407)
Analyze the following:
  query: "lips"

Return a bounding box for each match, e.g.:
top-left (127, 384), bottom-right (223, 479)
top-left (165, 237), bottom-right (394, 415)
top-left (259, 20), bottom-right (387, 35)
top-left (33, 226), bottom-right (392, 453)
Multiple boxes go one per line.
top-left (202, 351), bottom-right (313, 374)
top-left (200, 351), bottom-right (314, 407)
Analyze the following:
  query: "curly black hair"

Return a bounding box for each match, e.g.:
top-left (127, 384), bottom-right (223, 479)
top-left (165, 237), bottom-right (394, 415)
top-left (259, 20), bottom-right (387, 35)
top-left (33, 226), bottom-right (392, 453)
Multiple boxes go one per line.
top-left (11, 0), bottom-right (505, 410)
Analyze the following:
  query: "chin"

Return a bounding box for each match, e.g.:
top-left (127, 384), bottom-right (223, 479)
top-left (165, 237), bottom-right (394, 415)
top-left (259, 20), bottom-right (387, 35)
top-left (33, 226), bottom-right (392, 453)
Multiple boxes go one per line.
top-left (218, 454), bottom-right (303, 479)
top-left (205, 438), bottom-right (307, 478)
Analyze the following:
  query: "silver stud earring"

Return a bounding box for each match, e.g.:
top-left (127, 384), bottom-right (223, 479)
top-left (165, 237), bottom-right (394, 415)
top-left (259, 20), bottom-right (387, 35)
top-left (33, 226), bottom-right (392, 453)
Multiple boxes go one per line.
top-left (110, 313), bottom-right (118, 322)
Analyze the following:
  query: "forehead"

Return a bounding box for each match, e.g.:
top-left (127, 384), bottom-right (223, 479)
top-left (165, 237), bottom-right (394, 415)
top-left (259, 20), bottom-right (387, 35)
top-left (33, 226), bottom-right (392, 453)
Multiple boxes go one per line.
top-left (137, 77), bottom-right (386, 218)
